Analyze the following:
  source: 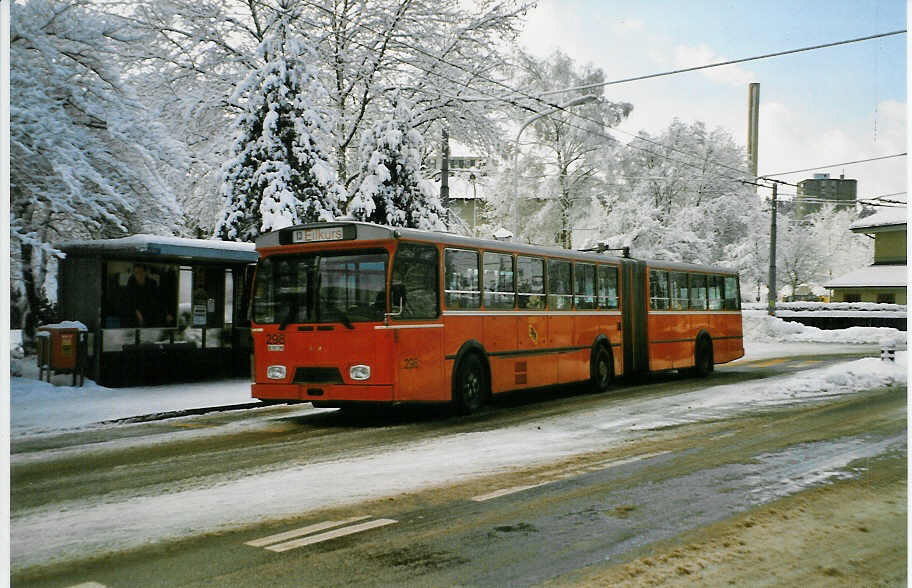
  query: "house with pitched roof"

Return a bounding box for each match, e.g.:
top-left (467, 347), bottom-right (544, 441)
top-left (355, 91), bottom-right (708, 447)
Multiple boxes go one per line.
top-left (824, 206), bottom-right (907, 304)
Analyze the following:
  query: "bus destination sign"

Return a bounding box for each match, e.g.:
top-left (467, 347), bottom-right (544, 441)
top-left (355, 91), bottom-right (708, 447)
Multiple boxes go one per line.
top-left (293, 226), bottom-right (345, 243)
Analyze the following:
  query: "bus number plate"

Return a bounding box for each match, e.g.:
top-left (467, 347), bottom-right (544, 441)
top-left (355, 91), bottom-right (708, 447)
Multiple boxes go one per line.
top-left (267, 333), bottom-right (285, 352)
top-left (293, 226), bottom-right (345, 243)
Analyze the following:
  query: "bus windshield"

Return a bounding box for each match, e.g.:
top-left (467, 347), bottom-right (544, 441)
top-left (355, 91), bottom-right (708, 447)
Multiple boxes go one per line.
top-left (253, 250), bottom-right (388, 326)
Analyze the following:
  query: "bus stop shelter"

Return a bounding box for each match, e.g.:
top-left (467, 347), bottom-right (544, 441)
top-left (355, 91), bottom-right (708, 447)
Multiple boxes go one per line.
top-left (56, 235), bottom-right (258, 387)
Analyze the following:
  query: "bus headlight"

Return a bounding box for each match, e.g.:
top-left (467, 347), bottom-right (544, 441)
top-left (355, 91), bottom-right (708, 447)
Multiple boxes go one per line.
top-left (350, 365), bottom-right (371, 381)
top-left (266, 365), bottom-right (287, 380)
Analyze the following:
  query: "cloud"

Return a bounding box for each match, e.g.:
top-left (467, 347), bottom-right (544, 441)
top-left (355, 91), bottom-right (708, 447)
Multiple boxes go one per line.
top-left (673, 43), bottom-right (755, 87)
top-left (610, 18), bottom-right (644, 34)
top-left (759, 100), bottom-right (907, 198)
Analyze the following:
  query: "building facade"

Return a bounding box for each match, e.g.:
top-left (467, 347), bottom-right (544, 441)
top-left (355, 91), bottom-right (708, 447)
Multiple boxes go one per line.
top-left (795, 173), bottom-right (857, 217)
top-left (824, 206), bottom-right (907, 304)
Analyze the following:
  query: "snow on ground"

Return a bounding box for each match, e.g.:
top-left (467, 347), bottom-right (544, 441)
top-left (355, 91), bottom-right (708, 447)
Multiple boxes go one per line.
top-left (8, 315), bottom-right (909, 569)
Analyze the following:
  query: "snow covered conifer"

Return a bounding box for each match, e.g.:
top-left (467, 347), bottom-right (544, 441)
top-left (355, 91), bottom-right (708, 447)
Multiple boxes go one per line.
top-left (215, 24), bottom-right (344, 242)
top-left (349, 98), bottom-right (445, 230)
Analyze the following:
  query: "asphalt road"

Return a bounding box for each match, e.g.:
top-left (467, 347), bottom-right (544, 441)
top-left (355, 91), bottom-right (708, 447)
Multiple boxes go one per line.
top-left (11, 351), bottom-right (906, 587)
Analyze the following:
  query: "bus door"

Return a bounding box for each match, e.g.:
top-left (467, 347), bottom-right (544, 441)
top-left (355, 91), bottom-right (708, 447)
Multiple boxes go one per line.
top-left (388, 243), bottom-right (446, 403)
top-left (621, 259), bottom-right (648, 376)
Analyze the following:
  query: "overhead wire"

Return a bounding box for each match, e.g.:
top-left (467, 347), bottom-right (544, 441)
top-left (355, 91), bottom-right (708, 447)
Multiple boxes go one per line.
top-left (535, 30), bottom-right (907, 98)
top-left (760, 153), bottom-right (907, 178)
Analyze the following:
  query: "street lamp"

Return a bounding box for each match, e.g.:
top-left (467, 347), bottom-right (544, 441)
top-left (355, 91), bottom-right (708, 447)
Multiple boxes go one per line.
top-left (512, 94), bottom-right (599, 239)
top-left (469, 172), bottom-right (477, 237)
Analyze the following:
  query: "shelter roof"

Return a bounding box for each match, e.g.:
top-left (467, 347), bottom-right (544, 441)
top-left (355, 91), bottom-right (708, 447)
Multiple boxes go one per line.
top-left (58, 234), bottom-right (258, 263)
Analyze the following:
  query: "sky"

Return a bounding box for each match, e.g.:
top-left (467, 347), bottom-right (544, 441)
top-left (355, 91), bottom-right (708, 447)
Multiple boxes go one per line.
top-left (518, 0), bottom-right (907, 202)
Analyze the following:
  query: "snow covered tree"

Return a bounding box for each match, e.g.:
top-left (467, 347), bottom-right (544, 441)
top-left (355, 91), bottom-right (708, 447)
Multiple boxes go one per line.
top-left (597, 120), bottom-right (762, 267)
top-left (776, 204), bottom-right (871, 298)
top-left (215, 21), bottom-right (345, 242)
top-left (486, 50), bottom-right (632, 248)
top-left (10, 0), bottom-right (184, 343)
top-left (348, 98), bottom-right (445, 230)
top-left (111, 0), bottom-right (531, 231)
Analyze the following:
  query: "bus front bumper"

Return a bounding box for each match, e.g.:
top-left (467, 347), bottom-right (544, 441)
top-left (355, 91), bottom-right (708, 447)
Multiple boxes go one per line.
top-left (252, 383), bottom-right (394, 403)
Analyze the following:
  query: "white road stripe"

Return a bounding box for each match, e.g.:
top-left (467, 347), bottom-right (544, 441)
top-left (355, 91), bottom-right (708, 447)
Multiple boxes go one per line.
top-left (266, 519), bottom-right (398, 552)
top-left (472, 451), bottom-right (672, 502)
top-left (66, 583), bottom-right (108, 588)
top-left (471, 482), bottom-right (549, 502)
top-left (245, 515), bottom-right (371, 547)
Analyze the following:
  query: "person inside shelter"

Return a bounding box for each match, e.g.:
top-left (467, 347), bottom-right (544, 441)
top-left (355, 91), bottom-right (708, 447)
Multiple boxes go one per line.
top-left (126, 263), bottom-right (160, 327)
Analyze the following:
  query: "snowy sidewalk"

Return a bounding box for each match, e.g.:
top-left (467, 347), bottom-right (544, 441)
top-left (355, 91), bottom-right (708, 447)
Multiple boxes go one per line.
top-left (10, 372), bottom-right (253, 438)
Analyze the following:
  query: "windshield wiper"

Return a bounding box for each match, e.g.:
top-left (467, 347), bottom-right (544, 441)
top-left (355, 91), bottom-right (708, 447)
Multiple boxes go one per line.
top-left (336, 308), bottom-right (355, 330)
top-left (279, 296), bottom-right (298, 331)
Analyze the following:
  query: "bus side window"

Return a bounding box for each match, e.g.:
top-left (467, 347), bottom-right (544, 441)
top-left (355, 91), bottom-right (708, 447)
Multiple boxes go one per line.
top-left (597, 265), bottom-right (619, 310)
top-left (444, 249), bottom-right (480, 309)
top-left (483, 252), bottom-right (515, 309)
top-left (723, 275), bottom-right (741, 310)
top-left (391, 243), bottom-right (439, 319)
top-left (517, 256), bottom-right (545, 309)
top-left (548, 259), bottom-right (572, 310)
top-left (707, 275), bottom-right (723, 310)
top-left (670, 272), bottom-right (689, 311)
top-left (649, 270), bottom-right (669, 310)
top-left (689, 274), bottom-right (708, 310)
top-left (574, 263), bottom-right (596, 309)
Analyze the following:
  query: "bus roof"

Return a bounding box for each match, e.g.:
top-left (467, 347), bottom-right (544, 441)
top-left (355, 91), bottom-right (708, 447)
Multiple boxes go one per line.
top-left (256, 222), bottom-right (738, 275)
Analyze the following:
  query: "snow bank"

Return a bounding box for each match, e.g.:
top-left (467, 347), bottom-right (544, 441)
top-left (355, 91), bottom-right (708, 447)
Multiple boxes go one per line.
top-left (743, 302), bottom-right (906, 313)
top-left (742, 310), bottom-right (905, 345)
top-left (10, 376), bottom-right (253, 437)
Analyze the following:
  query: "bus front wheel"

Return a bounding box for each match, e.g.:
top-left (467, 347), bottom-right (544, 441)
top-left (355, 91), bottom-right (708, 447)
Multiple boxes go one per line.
top-left (454, 353), bottom-right (487, 415)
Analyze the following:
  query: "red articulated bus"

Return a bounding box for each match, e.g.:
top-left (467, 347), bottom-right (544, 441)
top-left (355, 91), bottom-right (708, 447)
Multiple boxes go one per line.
top-left (250, 222), bottom-right (744, 413)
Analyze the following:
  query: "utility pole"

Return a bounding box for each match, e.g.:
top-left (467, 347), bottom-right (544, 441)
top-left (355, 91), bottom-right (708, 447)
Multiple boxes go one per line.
top-left (440, 128), bottom-right (450, 228)
top-left (767, 181), bottom-right (777, 316)
top-left (747, 83), bottom-right (760, 179)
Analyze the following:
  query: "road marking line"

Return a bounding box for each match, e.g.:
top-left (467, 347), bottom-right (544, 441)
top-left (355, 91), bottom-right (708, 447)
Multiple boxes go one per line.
top-left (265, 518), bottom-right (398, 552)
top-left (245, 515), bottom-right (371, 547)
top-left (746, 358), bottom-right (786, 367)
top-left (66, 583), bottom-right (108, 588)
top-left (471, 482), bottom-right (550, 502)
top-left (473, 451), bottom-right (672, 502)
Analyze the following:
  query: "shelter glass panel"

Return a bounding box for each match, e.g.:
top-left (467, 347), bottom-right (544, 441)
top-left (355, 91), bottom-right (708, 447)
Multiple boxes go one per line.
top-left (103, 261), bottom-right (178, 328)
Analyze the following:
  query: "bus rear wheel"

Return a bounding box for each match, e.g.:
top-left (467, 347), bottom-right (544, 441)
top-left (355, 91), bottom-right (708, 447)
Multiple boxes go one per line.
top-left (454, 353), bottom-right (487, 415)
top-left (591, 345), bottom-right (613, 392)
top-left (693, 337), bottom-right (714, 377)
